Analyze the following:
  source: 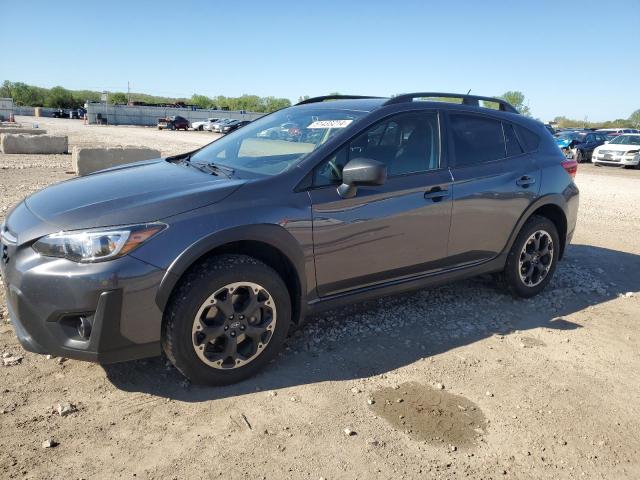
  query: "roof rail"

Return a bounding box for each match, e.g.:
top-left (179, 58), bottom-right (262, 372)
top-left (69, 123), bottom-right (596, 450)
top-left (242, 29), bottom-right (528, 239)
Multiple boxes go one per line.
top-left (383, 92), bottom-right (519, 114)
top-left (296, 95), bottom-right (384, 105)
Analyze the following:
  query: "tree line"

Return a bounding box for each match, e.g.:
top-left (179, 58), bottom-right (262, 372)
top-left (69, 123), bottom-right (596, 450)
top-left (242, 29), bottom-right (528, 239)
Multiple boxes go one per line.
top-left (2, 81), bottom-right (638, 126)
top-left (0, 81), bottom-right (291, 113)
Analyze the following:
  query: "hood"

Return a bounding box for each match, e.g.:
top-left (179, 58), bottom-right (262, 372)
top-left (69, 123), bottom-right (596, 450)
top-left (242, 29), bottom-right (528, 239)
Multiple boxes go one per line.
top-left (555, 137), bottom-right (574, 147)
top-left (597, 143), bottom-right (638, 152)
top-left (24, 159), bottom-right (245, 230)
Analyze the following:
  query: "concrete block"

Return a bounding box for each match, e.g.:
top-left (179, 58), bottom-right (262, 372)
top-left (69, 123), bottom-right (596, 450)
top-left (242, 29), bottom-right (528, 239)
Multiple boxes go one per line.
top-left (0, 134), bottom-right (68, 154)
top-left (72, 146), bottom-right (161, 175)
top-left (0, 127), bottom-right (47, 135)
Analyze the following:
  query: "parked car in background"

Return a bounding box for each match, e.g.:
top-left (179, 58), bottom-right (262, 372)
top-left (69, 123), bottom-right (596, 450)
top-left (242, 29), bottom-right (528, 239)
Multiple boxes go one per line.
top-left (211, 118), bottom-right (234, 133)
top-left (70, 108), bottom-right (87, 119)
top-left (554, 130), bottom-right (607, 162)
top-left (592, 133), bottom-right (640, 168)
top-left (158, 115), bottom-right (190, 130)
top-left (220, 120), bottom-right (251, 134)
top-left (0, 92), bottom-right (579, 386)
top-left (257, 122), bottom-right (303, 141)
top-left (191, 118), bottom-right (220, 131)
top-left (52, 108), bottom-right (87, 119)
top-left (596, 128), bottom-right (640, 141)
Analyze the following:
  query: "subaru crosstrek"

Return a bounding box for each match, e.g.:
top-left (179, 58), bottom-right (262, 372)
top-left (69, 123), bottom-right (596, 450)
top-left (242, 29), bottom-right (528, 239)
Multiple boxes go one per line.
top-left (0, 93), bottom-right (579, 385)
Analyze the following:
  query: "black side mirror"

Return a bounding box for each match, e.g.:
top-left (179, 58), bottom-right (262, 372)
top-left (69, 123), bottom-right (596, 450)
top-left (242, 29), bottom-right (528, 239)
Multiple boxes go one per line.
top-left (337, 157), bottom-right (387, 198)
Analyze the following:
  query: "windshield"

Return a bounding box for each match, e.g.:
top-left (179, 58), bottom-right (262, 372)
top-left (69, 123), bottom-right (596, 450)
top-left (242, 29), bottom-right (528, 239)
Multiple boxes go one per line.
top-left (610, 135), bottom-right (640, 145)
top-left (189, 107), bottom-right (367, 176)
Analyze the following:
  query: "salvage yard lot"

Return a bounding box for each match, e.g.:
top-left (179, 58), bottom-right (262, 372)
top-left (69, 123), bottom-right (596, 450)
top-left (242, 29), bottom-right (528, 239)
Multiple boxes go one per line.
top-left (1, 117), bottom-right (639, 479)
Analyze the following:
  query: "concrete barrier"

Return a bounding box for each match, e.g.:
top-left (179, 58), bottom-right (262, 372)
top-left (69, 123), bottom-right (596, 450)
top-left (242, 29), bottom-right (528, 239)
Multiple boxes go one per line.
top-left (72, 146), bottom-right (161, 175)
top-left (0, 128), bottom-right (47, 135)
top-left (0, 134), bottom-right (68, 154)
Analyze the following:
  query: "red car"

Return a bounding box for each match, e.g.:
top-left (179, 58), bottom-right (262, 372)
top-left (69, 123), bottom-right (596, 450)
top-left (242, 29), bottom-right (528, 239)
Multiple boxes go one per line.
top-left (157, 115), bottom-right (190, 130)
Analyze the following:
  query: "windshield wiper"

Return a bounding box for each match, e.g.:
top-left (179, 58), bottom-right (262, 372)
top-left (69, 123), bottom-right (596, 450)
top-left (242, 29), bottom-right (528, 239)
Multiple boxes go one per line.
top-left (205, 162), bottom-right (235, 178)
top-left (177, 155), bottom-right (233, 178)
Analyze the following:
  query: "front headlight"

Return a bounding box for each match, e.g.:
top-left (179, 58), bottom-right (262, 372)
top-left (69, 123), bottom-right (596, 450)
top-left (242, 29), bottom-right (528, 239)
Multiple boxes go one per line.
top-left (625, 150), bottom-right (639, 156)
top-left (33, 223), bottom-right (166, 263)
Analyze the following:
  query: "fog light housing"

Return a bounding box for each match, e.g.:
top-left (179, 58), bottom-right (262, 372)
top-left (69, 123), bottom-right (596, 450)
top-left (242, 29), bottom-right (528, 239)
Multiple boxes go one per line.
top-left (77, 316), bottom-right (92, 339)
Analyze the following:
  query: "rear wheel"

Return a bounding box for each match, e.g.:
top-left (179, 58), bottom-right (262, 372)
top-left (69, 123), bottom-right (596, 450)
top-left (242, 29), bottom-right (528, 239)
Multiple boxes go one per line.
top-left (162, 254), bottom-right (291, 385)
top-left (498, 215), bottom-right (559, 298)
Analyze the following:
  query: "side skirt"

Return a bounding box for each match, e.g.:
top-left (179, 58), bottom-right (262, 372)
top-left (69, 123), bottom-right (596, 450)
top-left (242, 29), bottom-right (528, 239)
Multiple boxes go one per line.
top-left (305, 254), bottom-right (507, 316)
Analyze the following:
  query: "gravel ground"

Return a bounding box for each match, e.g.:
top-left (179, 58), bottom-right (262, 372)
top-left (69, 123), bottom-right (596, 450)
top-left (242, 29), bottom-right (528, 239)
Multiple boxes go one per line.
top-left (1, 117), bottom-right (639, 479)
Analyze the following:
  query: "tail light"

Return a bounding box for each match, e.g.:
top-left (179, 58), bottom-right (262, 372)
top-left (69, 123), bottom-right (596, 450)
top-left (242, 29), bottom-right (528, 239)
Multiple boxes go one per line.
top-left (561, 159), bottom-right (578, 178)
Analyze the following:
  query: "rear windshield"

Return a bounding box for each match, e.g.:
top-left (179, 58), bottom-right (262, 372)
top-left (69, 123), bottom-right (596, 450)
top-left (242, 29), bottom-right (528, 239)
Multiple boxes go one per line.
top-left (190, 108), bottom-right (367, 176)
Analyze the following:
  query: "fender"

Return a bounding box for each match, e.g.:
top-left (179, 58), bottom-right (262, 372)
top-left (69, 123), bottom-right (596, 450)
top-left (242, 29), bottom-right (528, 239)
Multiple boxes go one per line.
top-left (155, 223), bottom-right (308, 313)
top-left (501, 192), bottom-right (571, 259)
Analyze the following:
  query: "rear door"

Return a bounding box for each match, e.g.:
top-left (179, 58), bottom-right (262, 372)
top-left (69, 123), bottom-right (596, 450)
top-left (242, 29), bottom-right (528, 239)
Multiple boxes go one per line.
top-left (309, 110), bottom-right (453, 297)
top-left (446, 112), bottom-right (541, 265)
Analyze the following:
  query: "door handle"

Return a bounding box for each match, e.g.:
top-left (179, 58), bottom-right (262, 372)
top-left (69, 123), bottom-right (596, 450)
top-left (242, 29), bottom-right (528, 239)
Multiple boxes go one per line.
top-left (424, 187), bottom-right (449, 201)
top-left (516, 176), bottom-right (536, 188)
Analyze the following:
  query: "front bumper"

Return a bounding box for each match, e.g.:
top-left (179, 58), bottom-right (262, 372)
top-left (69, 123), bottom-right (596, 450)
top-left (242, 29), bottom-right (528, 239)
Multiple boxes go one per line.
top-left (1, 209), bottom-right (165, 363)
top-left (592, 154), bottom-right (639, 166)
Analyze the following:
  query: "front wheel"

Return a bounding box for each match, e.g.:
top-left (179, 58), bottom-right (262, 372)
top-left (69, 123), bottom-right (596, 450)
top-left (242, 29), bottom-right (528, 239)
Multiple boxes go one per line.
top-left (575, 149), bottom-right (583, 163)
top-left (162, 254), bottom-right (291, 385)
top-left (498, 215), bottom-right (559, 298)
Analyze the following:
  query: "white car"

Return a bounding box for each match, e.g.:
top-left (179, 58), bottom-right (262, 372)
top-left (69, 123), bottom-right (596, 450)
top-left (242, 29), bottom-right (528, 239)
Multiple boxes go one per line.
top-left (191, 118), bottom-right (220, 131)
top-left (592, 134), bottom-right (640, 168)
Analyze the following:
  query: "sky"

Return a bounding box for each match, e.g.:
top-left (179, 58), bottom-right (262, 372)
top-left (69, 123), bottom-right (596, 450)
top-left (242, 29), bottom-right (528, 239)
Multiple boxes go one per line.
top-left (2, 0), bottom-right (639, 121)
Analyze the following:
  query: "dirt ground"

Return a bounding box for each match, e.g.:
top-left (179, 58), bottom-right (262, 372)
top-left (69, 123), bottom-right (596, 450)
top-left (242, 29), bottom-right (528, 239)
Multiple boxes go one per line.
top-left (1, 117), bottom-right (639, 480)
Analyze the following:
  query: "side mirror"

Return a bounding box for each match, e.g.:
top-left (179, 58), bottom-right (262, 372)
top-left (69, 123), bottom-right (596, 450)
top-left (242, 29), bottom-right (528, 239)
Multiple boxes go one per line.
top-left (604, 140), bottom-right (610, 144)
top-left (337, 157), bottom-right (387, 199)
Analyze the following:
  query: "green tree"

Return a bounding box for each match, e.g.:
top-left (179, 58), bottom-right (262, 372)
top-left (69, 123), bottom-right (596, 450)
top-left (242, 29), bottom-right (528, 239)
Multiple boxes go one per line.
top-left (0, 80), bottom-right (13, 98)
top-left (7, 82), bottom-right (47, 106)
top-left (108, 92), bottom-right (128, 104)
top-left (497, 91), bottom-right (531, 116)
top-left (263, 96), bottom-right (291, 112)
top-left (72, 90), bottom-right (101, 104)
top-left (44, 86), bottom-right (75, 108)
top-left (629, 109), bottom-right (640, 129)
top-left (190, 94), bottom-right (212, 109)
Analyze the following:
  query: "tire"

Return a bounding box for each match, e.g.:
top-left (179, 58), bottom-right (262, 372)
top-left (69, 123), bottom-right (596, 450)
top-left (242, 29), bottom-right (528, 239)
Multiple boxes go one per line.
top-left (162, 254), bottom-right (291, 385)
top-left (575, 149), bottom-right (583, 163)
top-left (498, 215), bottom-right (560, 298)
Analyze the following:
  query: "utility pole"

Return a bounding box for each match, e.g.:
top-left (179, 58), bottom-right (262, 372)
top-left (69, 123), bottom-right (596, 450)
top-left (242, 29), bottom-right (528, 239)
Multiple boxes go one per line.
top-left (127, 81), bottom-right (131, 105)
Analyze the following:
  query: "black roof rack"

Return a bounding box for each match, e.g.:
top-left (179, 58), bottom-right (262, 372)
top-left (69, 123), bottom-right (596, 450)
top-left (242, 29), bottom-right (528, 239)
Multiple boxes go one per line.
top-left (383, 92), bottom-right (519, 114)
top-left (296, 95), bottom-right (384, 105)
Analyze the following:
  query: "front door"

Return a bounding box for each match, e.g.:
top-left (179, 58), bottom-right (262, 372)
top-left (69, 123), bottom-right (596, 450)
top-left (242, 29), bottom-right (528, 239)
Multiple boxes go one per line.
top-left (309, 110), bottom-right (453, 297)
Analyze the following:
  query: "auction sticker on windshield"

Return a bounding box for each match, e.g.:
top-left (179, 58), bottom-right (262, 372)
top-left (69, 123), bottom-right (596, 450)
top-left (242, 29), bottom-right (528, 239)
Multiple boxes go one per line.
top-left (307, 120), bottom-right (353, 129)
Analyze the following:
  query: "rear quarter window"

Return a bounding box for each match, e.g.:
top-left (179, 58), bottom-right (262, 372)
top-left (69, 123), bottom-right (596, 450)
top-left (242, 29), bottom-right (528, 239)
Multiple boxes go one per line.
top-left (514, 124), bottom-right (540, 152)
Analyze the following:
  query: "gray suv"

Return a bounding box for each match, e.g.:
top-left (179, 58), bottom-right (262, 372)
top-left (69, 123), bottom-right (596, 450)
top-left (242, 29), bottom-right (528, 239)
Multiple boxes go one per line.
top-left (0, 93), bottom-right (579, 385)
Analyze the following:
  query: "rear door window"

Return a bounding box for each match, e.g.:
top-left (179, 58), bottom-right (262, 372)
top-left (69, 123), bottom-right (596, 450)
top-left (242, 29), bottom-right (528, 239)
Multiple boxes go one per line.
top-left (449, 114), bottom-right (505, 166)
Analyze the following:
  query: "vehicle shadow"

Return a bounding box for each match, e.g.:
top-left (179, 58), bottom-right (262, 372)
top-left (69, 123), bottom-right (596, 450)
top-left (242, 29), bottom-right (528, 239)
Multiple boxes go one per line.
top-left (103, 243), bottom-right (639, 401)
